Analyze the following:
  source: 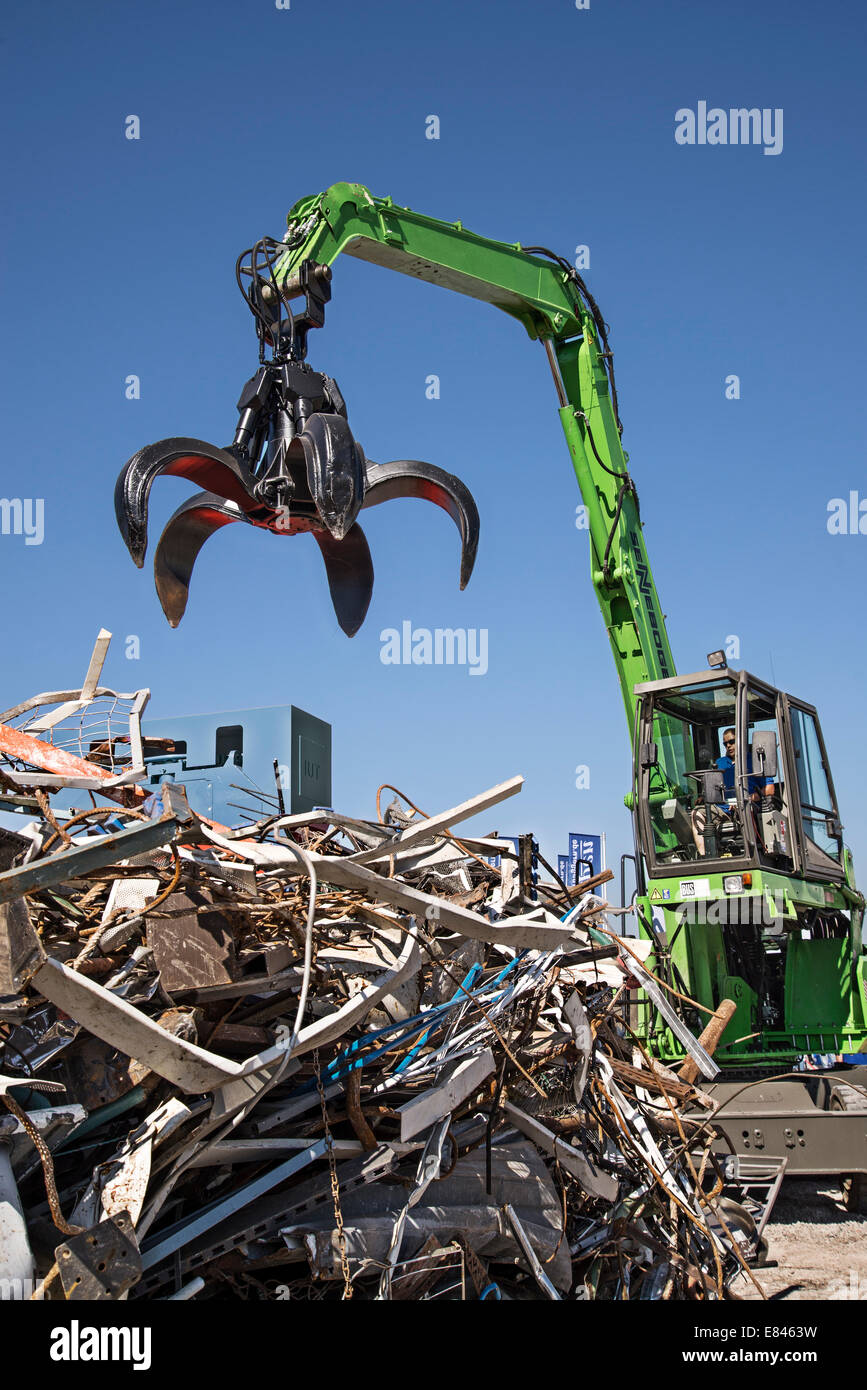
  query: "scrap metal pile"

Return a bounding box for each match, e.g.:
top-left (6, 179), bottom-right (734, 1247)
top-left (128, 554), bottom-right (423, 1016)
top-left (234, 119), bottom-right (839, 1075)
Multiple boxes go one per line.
top-left (0, 640), bottom-right (765, 1301)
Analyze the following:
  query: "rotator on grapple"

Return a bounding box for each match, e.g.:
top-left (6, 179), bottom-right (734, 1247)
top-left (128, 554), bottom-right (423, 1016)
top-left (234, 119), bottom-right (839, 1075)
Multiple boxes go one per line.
top-left (114, 236), bottom-right (479, 636)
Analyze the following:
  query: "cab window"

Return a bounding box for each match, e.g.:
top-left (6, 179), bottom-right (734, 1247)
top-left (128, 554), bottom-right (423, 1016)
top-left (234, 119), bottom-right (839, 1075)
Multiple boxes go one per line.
top-left (789, 706), bottom-right (842, 863)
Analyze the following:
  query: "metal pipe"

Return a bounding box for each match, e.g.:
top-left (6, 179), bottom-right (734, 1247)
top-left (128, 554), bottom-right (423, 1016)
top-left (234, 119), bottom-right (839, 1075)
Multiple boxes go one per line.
top-left (542, 339), bottom-right (568, 407)
top-left (164, 1277), bottom-right (205, 1301)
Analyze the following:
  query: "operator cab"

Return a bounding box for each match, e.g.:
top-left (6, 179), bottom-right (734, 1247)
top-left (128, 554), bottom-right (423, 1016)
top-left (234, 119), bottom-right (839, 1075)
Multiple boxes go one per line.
top-left (633, 667), bottom-right (845, 881)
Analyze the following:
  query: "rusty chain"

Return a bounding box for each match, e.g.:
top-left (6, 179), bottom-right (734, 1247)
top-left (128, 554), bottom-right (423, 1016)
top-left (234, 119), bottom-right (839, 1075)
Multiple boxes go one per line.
top-left (313, 1049), bottom-right (353, 1300)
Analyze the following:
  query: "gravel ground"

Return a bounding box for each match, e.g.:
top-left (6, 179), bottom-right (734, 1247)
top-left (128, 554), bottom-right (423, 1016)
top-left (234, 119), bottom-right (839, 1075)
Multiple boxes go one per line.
top-left (737, 1178), bottom-right (867, 1300)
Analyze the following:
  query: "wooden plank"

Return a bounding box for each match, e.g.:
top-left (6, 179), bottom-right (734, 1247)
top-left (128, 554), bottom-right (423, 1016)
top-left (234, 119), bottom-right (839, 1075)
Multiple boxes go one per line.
top-left (677, 999), bottom-right (737, 1086)
top-left (606, 1054), bottom-right (695, 1104)
top-left (562, 867), bottom-right (614, 899)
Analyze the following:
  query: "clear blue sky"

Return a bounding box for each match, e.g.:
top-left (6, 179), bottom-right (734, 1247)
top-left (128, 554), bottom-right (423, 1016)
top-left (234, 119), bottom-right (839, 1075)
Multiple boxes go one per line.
top-left (2, 0), bottom-right (865, 886)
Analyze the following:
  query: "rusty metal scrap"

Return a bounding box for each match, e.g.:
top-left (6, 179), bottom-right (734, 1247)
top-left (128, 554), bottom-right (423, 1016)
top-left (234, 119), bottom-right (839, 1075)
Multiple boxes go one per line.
top-left (0, 672), bottom-right (772, 1300)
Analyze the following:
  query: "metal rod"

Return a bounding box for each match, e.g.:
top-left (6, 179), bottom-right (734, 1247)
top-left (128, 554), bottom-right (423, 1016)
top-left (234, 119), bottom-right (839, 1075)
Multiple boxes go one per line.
top-left (542, 339), bottom-right (568, 407)
top-left (274, 759), bottom-right (286, 817)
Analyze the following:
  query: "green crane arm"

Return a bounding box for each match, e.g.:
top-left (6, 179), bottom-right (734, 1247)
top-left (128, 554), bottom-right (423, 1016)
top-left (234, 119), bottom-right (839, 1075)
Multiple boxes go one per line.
top-left (274, 182), bottom-right (676, 730)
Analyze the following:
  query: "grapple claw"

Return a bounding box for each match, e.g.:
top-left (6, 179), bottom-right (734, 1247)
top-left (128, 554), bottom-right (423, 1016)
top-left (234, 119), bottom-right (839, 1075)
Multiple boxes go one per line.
top-left (299, 412), bottom-right (366, 541)
top-left (312, 523), bottom-right (374, 636)
top-left (115, 437), bottom-right (258, 567)
top-left (154, 489), bottom-right (374, 637)
top-left (153, 491), bottom-right (244, 628)
top-left (360, 458), bottom-right (480, 589)
top-left (115, 273), bottom-right (480, 633)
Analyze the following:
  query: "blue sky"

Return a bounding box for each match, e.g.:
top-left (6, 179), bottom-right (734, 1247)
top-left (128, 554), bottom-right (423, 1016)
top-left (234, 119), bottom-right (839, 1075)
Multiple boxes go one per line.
top-left (2, 0), bottom-right (865, 885)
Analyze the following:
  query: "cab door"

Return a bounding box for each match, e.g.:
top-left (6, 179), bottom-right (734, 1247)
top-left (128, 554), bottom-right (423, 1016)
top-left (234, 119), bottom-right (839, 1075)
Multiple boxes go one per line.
top-left (780, 697), bottom-right (845, 881)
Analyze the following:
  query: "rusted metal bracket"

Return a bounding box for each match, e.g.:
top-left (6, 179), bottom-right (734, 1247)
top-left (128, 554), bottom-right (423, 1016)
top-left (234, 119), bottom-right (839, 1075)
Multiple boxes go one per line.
top-left (55, 1210), bottom-right (142, 1299)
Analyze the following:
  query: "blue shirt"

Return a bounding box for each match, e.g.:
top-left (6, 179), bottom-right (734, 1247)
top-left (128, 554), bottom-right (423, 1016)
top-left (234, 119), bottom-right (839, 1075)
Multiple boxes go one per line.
top-left (717, 754), bottom-right (764, 796)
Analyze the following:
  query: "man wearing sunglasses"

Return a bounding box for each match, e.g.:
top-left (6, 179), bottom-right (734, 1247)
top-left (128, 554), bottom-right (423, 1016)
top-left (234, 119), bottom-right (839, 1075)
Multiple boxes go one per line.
top-left (691, 727), bottom-right (774, 856)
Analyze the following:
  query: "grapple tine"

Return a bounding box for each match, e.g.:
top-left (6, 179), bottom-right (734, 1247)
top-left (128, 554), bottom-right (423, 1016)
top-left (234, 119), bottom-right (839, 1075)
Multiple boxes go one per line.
top-left (153, 491), bottom-right (246, 628)
top-left (115, 437), bottom-right (258, 567)
top-left (312, 523), bottom-right (374, 637)
top-left (299, 413), bottom-right (366, 542)
top-left (360, 459), bottom-right (480, 589)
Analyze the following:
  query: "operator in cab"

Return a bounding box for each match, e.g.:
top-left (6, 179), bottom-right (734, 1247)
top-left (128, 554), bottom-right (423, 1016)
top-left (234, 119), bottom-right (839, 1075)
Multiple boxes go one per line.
top-left (691, 727), bottom-right (775, 856)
